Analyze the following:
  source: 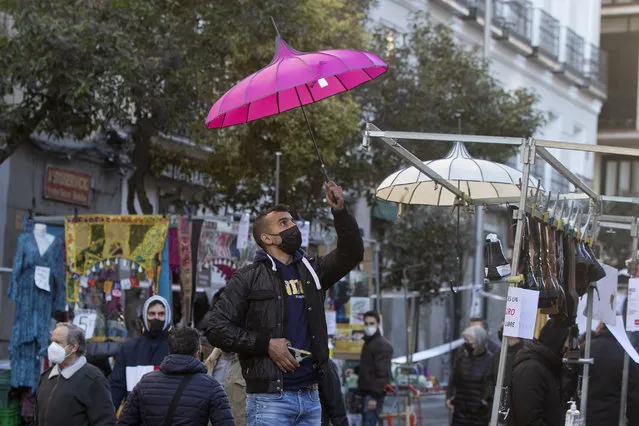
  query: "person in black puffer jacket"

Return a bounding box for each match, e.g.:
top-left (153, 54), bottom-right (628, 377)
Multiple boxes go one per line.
top-left (446, 326), bottom-right (493, 426)
top-left (118, 327), bottom-right (235, 425)
top-left (508, 319), bottom-right (570, 426)
top-left (586, 323), bottom-right (639, 425)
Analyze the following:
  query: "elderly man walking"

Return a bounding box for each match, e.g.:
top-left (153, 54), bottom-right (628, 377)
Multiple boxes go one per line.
top-left (36, 322), bottom-right (116, 426)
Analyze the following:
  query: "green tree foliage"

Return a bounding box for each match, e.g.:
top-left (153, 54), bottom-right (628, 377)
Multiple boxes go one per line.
top-left (0, 0), bottom-right (373, 217)
top-left (360, 13), bottom-right (545, 298)
top-left (359, 12), bottom-right (546, 184)
top-left (383, 206), bottom-right (475, 303)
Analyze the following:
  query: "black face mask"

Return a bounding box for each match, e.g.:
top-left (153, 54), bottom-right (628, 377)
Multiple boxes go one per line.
top-left (463, 342), bottom-right (474, 356)
top-left (273, 226), bottom-right (302, 255)
top-left (148, 319), bottom-right (165, 337)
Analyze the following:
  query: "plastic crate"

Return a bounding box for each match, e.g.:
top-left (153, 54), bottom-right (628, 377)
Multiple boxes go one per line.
top-left (0, 403), bottom-right (20, 426)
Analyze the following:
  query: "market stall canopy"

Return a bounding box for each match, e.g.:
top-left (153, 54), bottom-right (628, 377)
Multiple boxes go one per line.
top-left (376, 141), bottom-right (542, 206)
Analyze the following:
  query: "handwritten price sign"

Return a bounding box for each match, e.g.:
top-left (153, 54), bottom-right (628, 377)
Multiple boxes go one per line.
top-left (73, 309), bottom-right (97, 339)
top-left (503, 287), bottom-right (539, 339)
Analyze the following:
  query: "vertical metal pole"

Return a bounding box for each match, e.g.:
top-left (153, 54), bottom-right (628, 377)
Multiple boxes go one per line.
top-left (403, 273), bottom-right (410, 365)
top-left (620, 218), bottom-right (639, 425)
top-left (620, 354), bottom-right (629, 426)
top-left (484, 0), bottom-right (493, 59)
top-left (490, 139), bottom-right (533, 426)
top-left (275, 151), bottom-right (282, 205)
top-left (409, 294), bottom-right (416, 363)
top-left (375, 241), bottom-right (382, 315)
top-left (581, 286), bottom-right (595, 418)
top-left (472, 206), bottom-right (485, 318)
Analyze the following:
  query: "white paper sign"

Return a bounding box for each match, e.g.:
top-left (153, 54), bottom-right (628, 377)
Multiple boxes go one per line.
top-left (298, 221), bottom-right (310, 248)
top-left (576, 294), bottom-right (599, 334)
top-left (80, 276), bottom-right (89, 289)
top-left (325, 311), bottom-right (337, 335)
top-left (349, 297), bottom-right (371, 325)
top-left (627, 278), bottom-right (639, 332)
top-left (592, 264), bottom-right (618, 326)
top-left (608, 315), bottom-right (639, 364)
top-left (237, 213), bottom-right (250, 250)
top-left (139, 280), bottom-right (151, 289)
top-left (503, 287), bottom-right (540, 339)
top-left (121, 278), bottom-right (132, 290)
top-left (125, 365), bottom-right (155, 392)
top-left (34, 266), bottom-right (51, 292)
top-left (73, 309), bottom-right (97, 339)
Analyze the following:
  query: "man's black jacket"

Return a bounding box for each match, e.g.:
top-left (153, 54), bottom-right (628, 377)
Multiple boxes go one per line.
top-left (206, 208), bottom-right (364, 394)
top-left (358, 331), bottom-right (393, 396)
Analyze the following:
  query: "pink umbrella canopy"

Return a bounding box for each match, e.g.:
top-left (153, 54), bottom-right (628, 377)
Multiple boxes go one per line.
top-left (205, 35), bottom-right (388, 129)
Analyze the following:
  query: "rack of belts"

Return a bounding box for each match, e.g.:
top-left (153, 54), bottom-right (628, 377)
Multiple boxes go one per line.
top-left (362, 123), bottom-right (639, 426)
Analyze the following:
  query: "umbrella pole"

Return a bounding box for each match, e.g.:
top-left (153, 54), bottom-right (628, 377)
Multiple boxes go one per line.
top-left (299, 104), bottom-right (331, 182)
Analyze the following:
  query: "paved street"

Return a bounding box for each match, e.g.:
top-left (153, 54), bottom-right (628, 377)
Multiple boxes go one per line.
top-left (383, 394), bottom-right (450, 426)
top-left (347, 394), bottom-right (450, 426)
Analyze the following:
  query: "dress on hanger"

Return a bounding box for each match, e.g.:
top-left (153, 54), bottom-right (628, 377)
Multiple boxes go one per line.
top-left (8, 232), bottom-right (66, 391)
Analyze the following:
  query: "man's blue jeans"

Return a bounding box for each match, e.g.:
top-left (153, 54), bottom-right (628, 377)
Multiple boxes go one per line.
top-left (361, 394), bottom-right (384, 426)
top-left (247, 388), bottom-right (322, 425)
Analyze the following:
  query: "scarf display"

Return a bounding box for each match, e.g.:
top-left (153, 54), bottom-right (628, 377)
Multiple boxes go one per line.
top-left (65, 215), bottom-right (169, 302)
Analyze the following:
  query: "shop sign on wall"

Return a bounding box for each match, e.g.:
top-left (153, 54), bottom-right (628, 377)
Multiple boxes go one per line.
top-left (44, 166), bottom-right (91, 207)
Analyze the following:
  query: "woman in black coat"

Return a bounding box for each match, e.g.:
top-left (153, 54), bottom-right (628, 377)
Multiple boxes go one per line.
top-left (446, 326), bottom-right (493, 426)
top-left (508, 319), bottom-right (570, 426)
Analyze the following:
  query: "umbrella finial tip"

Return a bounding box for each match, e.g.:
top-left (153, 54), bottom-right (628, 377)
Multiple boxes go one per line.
top-left (270, 16), bottom-right (281, 38)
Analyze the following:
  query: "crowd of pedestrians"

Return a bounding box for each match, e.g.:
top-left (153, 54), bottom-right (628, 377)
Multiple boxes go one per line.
top-left (35, 182), bottom-right (395, 426)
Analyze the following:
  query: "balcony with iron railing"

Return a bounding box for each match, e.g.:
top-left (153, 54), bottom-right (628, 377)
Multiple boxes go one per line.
top-left (587, 44), bottom-right (607, 92)
top-left (494, 0), bottom-right (533, 44)
top-left (537, 10), bottom-right (560, 61)
top-left (564, 29), bottom-right (585, 77)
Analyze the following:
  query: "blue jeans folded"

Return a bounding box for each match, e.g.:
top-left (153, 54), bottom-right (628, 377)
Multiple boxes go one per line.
top-left (247, 389), bottom-right (322, 425)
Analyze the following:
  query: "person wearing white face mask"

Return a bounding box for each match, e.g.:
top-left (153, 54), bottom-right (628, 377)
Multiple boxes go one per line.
top-left (357, 311), bottom-right (393, 426)
top-left (36, 323), bottom-right (116, 426)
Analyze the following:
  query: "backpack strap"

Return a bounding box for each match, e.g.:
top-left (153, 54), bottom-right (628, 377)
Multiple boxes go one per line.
top-left (164, 374), bottom-right (195, 426)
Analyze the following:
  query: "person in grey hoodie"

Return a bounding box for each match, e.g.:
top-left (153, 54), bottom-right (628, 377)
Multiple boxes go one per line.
top-left (110, 295), bottom-right (172, 410)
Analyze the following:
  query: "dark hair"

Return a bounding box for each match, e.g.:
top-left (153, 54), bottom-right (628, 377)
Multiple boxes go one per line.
top-left (469, 317), bottom-right (488, 331)
top-left (212, 288), bottom-right (225, 306)
top-left (252, 204), bottom-right (293, 249)
top-left (363, 310), bottom-right (380, 323)
top-left (56, 323), bottom-right (87, 356)
top-left (168, 327), bottom-right (201, 355)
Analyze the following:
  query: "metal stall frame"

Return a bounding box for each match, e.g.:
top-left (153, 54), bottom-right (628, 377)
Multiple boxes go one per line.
top-left (363, 123), bottom-right (639, 426)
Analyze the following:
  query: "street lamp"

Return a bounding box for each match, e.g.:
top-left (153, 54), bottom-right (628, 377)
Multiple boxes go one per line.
top-left (275, 152), bottom-right (283, 205)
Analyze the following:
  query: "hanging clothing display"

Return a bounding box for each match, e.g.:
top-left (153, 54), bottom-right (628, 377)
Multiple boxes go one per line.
top-left (190, 219), bottom-right (204, 314)
top-left (196, 222), bottom-right (258, 283)
top-left (168, 227), bottom-right (180, 274)
top-left (177, 216), bottom-right (193, 325)
top-left (158, 235), bottom-right (171, 301)
top-left (65, 215), bottom-right (169, 301)
top-left (8, 228), bottom-right (66, 391)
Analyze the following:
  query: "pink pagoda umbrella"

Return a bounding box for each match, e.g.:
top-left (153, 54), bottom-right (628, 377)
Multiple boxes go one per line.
top-left (206, 19), bottom-right (388, 181)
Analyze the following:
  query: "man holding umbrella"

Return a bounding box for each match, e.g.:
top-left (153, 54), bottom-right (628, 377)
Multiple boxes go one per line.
top-left (207, 182), bottom-right (364, 425)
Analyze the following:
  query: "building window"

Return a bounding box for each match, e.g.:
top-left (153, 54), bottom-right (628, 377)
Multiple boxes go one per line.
top-left (565, 28), bottom-right (585, 76)
top-left (385, 28), bottom-right (396, 56)
top-left (538, 10), bottom-right (560, 60)
top-left (496, 0), bottom-right (533, 44)
top-left (602, 156), bottom-right (639, 196)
